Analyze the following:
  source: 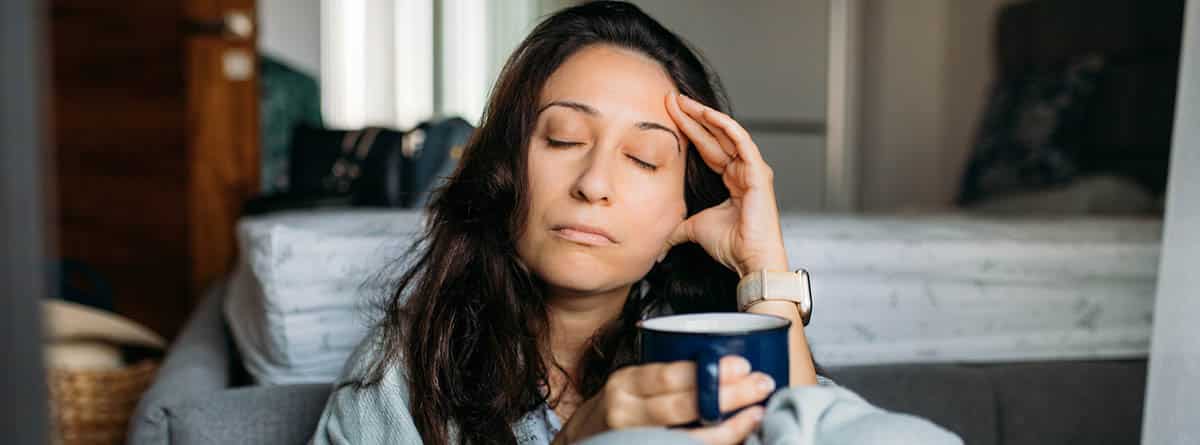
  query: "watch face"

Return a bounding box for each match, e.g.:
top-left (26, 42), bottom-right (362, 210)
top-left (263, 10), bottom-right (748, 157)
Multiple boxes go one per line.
top-left (798, 269), bottom-right (812, 325)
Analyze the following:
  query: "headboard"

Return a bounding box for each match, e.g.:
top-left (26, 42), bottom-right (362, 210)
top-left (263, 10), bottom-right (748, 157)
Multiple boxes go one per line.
top-left (995, 0), bottom-right (1185, 194)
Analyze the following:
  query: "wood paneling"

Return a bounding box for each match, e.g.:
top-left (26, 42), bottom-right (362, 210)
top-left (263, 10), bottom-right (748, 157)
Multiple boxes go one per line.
top-left (50, 0), bottom-right (258, 338)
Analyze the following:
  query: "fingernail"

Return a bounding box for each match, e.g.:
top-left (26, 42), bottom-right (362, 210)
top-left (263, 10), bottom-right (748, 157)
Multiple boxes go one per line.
top-left (730, 356), bottom-right (751, 375)
top-left (757, 374), bottom-right (776, 393)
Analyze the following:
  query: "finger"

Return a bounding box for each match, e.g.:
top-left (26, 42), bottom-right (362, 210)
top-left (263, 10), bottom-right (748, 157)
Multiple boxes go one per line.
top-left (667, 92), bottom-right (733, 170)
top-left (619, 361), bottom-right (695, 397)
top-left (675, 95), bottom-right (737, 159)
top-left (623, 356), bottom-right (753, 398)
top-left (642, 371), bottom-right (774, 426)
top-left (607, 357), bottom-right (747, 427)
top-left (666, 93), bottom-right (734, 173)
top-left (685, 406), bottom-right (766, 445)
top-left (718, 372), bottom-right (775, 413)
top-left (715, 356), bottom-right (753, 383)
top-left (677, 94), bottom-right (766, 166)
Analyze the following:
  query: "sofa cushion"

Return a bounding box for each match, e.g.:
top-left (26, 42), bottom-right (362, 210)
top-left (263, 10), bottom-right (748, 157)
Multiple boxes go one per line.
top-left (828, 364), bottom-right (998, 445)
top-left (986, 360), bottom-right (1146, 445)
top-left (829, 360), bottom-right (1148, 445)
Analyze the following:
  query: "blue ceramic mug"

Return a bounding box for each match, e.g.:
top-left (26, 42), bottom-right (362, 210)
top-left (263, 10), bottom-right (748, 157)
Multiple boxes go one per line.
top-left (638, 312), bottom-right (791, 425)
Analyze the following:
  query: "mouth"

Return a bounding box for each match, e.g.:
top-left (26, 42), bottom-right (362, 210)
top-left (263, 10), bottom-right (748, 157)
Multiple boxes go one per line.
top-left (551, 223), bottom-right (618, 246)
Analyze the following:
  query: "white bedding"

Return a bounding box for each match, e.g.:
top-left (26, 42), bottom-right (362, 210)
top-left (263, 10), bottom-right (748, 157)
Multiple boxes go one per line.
top-left (225, 210), bottom-right (1161, 384)
top-left (780, 214), bottom-right (1160, 366)
top-left (225, 210), bottom-right (423, 384)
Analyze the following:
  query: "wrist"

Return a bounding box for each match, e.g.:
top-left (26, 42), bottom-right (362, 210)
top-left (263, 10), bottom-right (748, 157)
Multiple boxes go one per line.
top-left (737, 267), bottom-right (812, 327)
top-left (738, 253), bottom-right (790, 277)
top-left (744, 300), bottom-right (803, 321)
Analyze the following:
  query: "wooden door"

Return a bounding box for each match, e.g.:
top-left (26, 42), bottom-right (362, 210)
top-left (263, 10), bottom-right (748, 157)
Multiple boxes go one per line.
top-left (51, 0), bottom-right (259, 338)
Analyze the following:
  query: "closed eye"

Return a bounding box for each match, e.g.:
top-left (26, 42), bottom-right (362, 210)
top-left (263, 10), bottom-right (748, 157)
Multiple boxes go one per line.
top-left (547, 138), bottom-right (657, 171)
top-left (546, 138), bottom-right (582, 147)
top-left (627, 155), bottom-right (658, 171)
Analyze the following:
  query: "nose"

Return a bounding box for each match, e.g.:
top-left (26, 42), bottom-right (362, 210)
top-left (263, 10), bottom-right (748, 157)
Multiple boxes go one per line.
top-left (571, 144), bottom-right (615, 205)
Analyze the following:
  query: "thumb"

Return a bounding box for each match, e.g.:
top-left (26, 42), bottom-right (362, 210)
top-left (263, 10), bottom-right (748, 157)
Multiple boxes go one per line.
top-left (659, 218), bottom-right (693, 263)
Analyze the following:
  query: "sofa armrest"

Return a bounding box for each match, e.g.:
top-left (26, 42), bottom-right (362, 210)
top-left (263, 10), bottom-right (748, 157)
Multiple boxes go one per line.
top-left (128, 280), bottom-right (233, 445)
top-left (167, 384), bottom-right (331, 444)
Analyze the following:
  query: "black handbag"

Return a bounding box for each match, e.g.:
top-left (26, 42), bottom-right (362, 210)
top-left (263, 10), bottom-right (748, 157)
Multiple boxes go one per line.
top-left (242, 118), bottom-right (473, 215)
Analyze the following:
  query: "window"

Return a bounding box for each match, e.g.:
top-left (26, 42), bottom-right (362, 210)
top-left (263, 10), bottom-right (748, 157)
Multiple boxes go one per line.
top-left (320, 0), bottom-right (547, 130)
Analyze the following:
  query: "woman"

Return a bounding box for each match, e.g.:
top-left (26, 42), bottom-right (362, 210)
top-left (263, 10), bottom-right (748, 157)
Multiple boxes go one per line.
top-left (312, 2), bottom-right (960, 444)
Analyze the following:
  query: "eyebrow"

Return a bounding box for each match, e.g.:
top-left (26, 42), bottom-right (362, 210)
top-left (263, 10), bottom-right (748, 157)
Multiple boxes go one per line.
top-left (538, 100), bottom-right (682, 152)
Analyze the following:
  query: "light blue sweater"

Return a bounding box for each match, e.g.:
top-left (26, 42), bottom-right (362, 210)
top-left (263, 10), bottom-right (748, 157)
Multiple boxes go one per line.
top-left (311, 328), bottom-right (962, 444)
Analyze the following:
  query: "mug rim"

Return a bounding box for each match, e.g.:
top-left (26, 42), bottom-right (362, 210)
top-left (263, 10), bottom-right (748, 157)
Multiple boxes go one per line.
top-left (637, 312), bottom-right (791, 336)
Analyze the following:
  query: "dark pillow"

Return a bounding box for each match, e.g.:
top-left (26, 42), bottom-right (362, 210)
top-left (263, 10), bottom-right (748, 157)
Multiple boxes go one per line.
top-left (958, 53), bottom-right (1107, 205)
top-left (242, 118), bottom-right (474, 215)
top-left (398, 117), bottom-right (474, 209)
top-left (259, 55), bottom-right (323, 194)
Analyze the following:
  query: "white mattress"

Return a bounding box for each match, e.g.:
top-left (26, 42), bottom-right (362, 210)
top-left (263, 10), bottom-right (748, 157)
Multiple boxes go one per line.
top-left (781, 214), bottom-right (1160, 366)
top-left (224, 210), bottom-right (1161, 384)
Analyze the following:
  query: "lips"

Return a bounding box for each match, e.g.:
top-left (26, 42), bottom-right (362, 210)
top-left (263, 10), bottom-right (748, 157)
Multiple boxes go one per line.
top-left (552, 223), bottom-right (617, 246)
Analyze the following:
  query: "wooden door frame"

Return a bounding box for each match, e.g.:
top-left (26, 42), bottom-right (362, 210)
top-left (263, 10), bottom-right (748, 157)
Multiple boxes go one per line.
top-left (185, 0), bottom-right (260, 307)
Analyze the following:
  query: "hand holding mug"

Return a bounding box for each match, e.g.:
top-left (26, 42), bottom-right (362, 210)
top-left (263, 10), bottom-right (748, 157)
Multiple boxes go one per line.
top-left (553, 356), bottom-right (774, 445)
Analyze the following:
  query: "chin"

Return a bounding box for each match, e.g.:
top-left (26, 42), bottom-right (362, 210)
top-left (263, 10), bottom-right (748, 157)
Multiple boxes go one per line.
top-left (534, 254), bottom-right (633, 295)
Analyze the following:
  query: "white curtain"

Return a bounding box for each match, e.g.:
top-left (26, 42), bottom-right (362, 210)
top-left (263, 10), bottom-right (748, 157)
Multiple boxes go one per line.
top-left (320, 0), bottom-right (545, 130)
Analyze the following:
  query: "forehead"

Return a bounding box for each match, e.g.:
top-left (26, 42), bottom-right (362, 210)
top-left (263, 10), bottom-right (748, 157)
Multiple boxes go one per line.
top-left (539, 45), bottom-right (679, 123)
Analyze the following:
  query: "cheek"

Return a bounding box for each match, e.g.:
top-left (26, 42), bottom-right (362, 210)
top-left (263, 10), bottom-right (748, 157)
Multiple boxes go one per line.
top-left (523, 147), bottom-right (568, 218)
top-left (516, 147), bottom-right (579, 264)
top-left (623, 184), bottom-right (687, 256)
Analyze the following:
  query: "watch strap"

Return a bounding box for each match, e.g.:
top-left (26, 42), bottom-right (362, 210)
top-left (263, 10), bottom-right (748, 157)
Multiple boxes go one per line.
top-left (736, 269), bottom-right (813, 326)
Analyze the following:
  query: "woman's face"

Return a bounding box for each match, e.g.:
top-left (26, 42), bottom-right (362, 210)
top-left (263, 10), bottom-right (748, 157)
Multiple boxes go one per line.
top-left (516, 44), bottom-right (688, 298)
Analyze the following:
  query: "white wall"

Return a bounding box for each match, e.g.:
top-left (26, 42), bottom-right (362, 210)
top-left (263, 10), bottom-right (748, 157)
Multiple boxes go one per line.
top-left (1142, 0), bottom-right (1200, 441)
top-left (259, 0), bottom-right (322, 77)
top-left (856, 0), bottom-right (1019, 211)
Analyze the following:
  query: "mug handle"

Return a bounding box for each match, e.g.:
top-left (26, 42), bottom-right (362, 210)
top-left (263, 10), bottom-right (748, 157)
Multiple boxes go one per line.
top-left (695, 345), bottom-right (724, 425)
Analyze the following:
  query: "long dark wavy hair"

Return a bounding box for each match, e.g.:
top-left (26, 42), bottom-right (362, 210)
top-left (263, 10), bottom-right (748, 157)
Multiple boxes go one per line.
top-left (359, 2), bottom-right (744, 444)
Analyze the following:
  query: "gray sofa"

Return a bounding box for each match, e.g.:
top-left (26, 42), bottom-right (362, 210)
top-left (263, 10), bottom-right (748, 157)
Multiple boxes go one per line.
top-left (128, 288), bottom-right (1147, 444)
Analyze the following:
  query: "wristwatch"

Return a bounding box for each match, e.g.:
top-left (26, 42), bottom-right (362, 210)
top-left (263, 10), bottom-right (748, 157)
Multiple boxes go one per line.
top-left (736, 269), bottom-right (813, 326)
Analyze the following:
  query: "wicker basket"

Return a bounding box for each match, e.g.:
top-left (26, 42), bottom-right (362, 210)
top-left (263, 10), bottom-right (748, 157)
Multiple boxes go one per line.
top-left (47, 359), bottom-right (160, 445)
